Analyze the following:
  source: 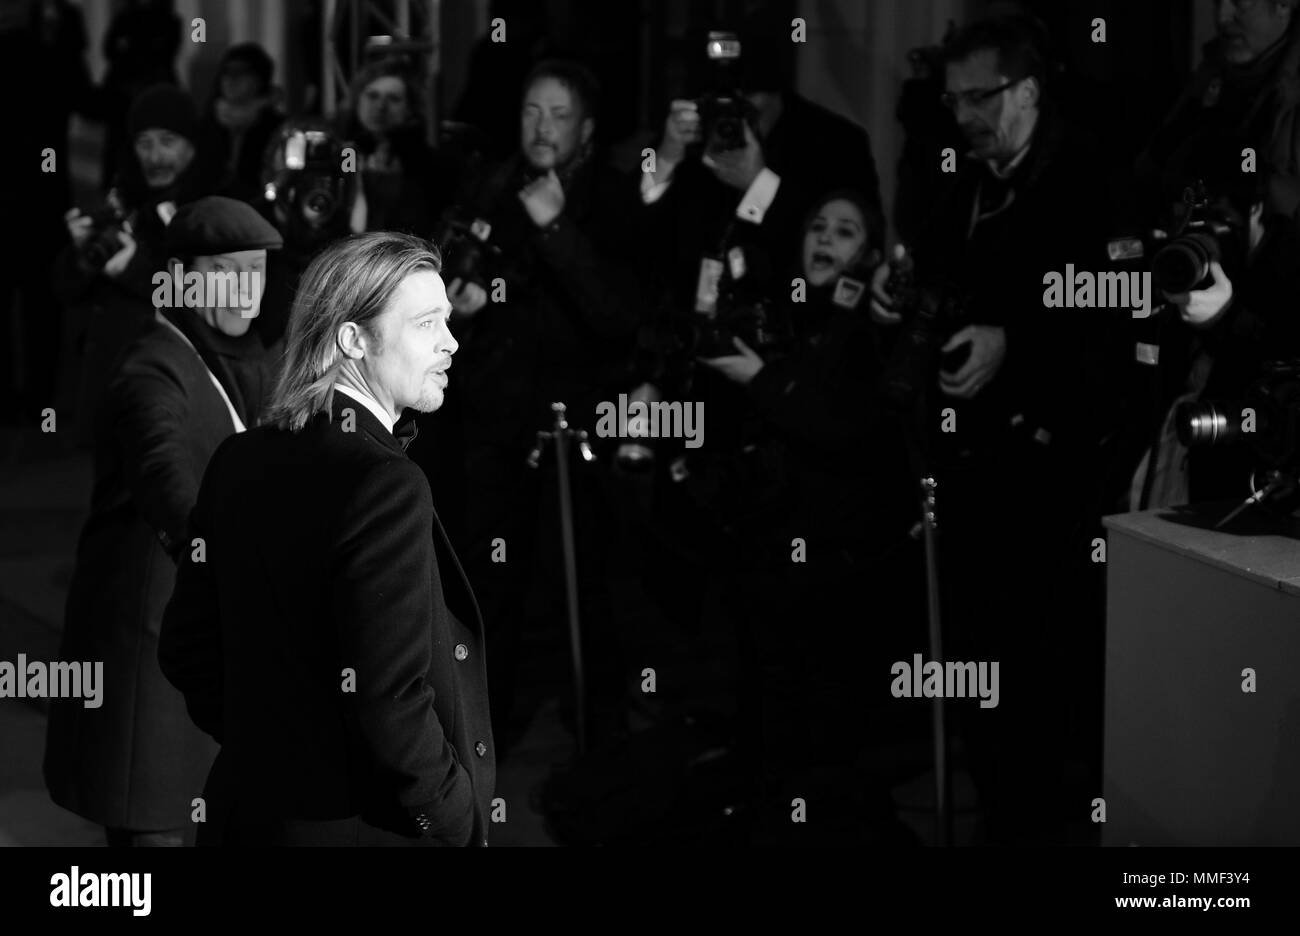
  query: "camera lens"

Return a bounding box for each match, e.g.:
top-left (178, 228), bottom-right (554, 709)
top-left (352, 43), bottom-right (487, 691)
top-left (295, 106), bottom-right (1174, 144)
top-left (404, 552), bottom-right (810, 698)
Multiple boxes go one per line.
top-left (1152, 233), bottom-right (1217, 293)
top-left (1176, 400), bottom-right (1242, 448)
top-left (303, 190), bottom-right (335, 221)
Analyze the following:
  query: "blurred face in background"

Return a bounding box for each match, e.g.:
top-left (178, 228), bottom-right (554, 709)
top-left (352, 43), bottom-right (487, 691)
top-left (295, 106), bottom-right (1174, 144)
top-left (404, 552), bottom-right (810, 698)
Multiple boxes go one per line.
top-left (802, 199), bottom-right (868, 287)
top-left (521, 77), bottom-right (592, 171)
top-left (1217, 0), bottom-right (1294, 64)
top-left (220, 61), bottom-right (264, 105)
top-left (357, 75), bottom-right (410, 137)
top-left (945, 48), bottom-right (1038, 165)
top-left (134, 128), bottom-right (196, 189)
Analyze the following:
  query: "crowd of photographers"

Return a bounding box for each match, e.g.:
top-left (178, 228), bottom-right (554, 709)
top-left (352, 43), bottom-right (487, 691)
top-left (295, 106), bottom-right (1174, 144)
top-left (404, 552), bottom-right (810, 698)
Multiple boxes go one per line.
top-left (19, 1), bottom-right (1300, 847)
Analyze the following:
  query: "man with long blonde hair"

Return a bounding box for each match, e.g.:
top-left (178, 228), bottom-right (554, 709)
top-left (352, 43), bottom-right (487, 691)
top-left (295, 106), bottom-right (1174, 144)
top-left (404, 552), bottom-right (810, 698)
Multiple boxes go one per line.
top-left (160, 231), bottom-right (494, 846)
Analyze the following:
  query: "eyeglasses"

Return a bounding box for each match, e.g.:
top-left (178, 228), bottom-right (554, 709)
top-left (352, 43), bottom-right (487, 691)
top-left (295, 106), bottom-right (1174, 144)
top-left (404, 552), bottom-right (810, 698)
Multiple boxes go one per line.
top-left (940, 78), bottom-right (1022, 111)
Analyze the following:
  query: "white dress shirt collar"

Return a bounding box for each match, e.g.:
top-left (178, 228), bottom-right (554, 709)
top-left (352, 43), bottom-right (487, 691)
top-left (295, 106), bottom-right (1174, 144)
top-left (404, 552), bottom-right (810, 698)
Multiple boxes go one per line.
top-left (334, 383), bottom-right (396, 434)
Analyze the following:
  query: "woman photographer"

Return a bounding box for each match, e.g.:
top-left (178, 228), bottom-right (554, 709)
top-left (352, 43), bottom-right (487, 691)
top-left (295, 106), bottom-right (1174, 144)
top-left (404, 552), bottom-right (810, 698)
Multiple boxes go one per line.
top-left (697, 189), bottom-right (921, 845)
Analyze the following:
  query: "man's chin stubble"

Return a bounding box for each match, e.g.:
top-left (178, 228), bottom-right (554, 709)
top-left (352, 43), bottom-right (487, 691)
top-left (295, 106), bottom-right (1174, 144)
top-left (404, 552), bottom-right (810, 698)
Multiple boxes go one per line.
top-left (412, 392), bottom-right (442, 413)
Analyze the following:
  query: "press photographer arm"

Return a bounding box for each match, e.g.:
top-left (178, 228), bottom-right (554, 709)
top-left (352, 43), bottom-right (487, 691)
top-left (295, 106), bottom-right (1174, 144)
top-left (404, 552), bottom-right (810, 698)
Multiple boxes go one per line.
top-left (705, 324), bottom-right (892, 453)
top-left (523, 170), bottom-right (645, 342)
top-left (54, 207), bottom-right (147, 307)
top-left (642, 99), bottom-right (701, 196)
top-left (1163, 259), bottom-right (1234, 327)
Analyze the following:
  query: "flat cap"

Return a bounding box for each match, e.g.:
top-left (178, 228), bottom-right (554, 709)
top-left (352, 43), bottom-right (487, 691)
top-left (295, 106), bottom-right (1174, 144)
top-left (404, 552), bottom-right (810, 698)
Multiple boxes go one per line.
top-left (166, 196), bottom-right (284, 255)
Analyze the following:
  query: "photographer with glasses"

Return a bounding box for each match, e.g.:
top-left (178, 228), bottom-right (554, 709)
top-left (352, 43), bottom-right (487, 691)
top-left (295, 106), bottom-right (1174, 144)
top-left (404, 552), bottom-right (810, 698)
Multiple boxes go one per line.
top-left (870, 14), bottom-right (1112, 845)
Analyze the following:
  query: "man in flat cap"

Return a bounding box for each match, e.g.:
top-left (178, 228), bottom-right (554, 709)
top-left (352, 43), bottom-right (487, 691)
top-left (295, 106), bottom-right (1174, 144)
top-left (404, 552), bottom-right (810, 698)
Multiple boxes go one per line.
top-left (160, 231), bottom-right (494, 846)
top-left (45, 196), bottom-right (283, 846)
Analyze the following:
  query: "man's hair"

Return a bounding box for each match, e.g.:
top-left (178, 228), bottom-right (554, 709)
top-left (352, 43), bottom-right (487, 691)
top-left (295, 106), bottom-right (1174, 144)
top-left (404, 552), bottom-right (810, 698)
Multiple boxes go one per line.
top-left (522, 58), bottom-right (601, 122)
top-left (263, 231), bottom-right (442, 432)
top-left (942, 14), bottom-right (1054, 98)
top-left (347, 57), bottom-right (427, 127)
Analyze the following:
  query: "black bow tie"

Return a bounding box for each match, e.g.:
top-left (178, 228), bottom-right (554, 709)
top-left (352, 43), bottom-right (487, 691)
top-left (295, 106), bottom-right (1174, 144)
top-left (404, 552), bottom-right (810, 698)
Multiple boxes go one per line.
top-left (394, 418), bottom-right (419, 452)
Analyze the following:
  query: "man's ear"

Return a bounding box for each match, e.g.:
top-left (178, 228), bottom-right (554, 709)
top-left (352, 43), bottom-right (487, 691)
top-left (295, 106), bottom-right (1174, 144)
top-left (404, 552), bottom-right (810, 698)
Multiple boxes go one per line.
top-left (580, 117), bottom-right (594, 147)
top-left (337, 321), bottom-right (368, 360)
top-left (1019, 77), bottom-right (1041, 110)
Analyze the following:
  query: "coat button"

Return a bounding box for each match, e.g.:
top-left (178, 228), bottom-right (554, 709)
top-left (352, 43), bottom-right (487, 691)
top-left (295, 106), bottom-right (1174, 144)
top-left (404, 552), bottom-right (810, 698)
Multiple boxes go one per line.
top-left (454, 643), bottom-right (468, 661)
top-left (475, 741), bottom-right (487, 757)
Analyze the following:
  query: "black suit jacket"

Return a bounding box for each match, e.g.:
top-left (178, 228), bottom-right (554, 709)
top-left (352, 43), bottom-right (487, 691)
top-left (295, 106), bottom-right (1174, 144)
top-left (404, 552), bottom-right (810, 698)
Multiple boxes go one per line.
top-left (159, 390), bottom-right (494, 846)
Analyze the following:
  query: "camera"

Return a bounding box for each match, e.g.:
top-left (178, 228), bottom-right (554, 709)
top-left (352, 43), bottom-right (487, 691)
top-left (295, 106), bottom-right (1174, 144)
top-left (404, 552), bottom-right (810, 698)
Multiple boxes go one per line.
top-left (1107, 180), bottom-right (1246, 295)
top-left (876, 245), bottom-right (968, 411)
top-left (1177, 361), bottom-right (1300, 472)
top-left (433, 216), bottom-right (500, 291)
top-left (697, 295), bottom-right (791, 359)
top-left (262, 120), bottom-right (357, 251)
top-left (79, 190), bottom-right (128, 273)
top-left (695, 30), bottom-right (755, 154)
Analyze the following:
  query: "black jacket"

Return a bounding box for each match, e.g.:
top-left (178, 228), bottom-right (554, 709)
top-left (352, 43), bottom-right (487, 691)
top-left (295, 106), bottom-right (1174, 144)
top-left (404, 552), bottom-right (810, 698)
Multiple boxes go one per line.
top-left (44, 310), bottom-right (273, 831)
top-left (446, 153), bottom-right (644, 448)
top-left (159, 391), bottom-right (495, 846)
top-left (911, 107), bottom-right (1115, 471)
top-left (735, 288), bottom-right (914, 567)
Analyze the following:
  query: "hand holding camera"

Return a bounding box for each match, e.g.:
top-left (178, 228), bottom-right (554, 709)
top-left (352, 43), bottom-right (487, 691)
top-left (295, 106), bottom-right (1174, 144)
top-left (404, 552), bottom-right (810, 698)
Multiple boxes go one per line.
top-left (701, 119), bottom-right (765, 192)
top-left (100, 229), bottom-right (139, 279)
top-left (448, 277), bottom-right (488, 318)
top-left (66, 202), bottom-right (137, 278)
top-left (870, 251), bottom-right (904, 324)
top-left (698, 334), bottom-right (765, 386)
top-left (1163, 259), bottom-right (1233, 328)
top-left (64, 208), bottom-right (95, 250)
top-left (657, 99), bottom-right (701, 169)
top-left (938, 324), bottom-right (1005, 399)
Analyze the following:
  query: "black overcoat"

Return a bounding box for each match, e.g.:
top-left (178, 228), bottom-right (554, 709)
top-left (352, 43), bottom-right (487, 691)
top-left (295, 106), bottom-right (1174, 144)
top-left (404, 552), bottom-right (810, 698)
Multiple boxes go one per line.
top-left (159, 391), bottom-right (495, 846)
top-left (44, 313), bottom-right (250, 831)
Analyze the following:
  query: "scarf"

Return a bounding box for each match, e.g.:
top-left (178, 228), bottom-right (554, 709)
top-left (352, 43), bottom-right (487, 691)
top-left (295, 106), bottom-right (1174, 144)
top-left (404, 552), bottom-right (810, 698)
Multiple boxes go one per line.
top-left (159, 306), bottom-right (276, 427)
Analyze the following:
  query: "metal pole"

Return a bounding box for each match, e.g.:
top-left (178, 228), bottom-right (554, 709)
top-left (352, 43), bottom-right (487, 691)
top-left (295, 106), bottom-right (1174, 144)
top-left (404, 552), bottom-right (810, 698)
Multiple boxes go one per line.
top-left (322, 0), bottom-right (336, 117)
top-left (920, 475), bottom-right (951, 846)
top-left (550, 403), bottom-right (588, 756)
top-left (427, 0), bottom-right (442, 149)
